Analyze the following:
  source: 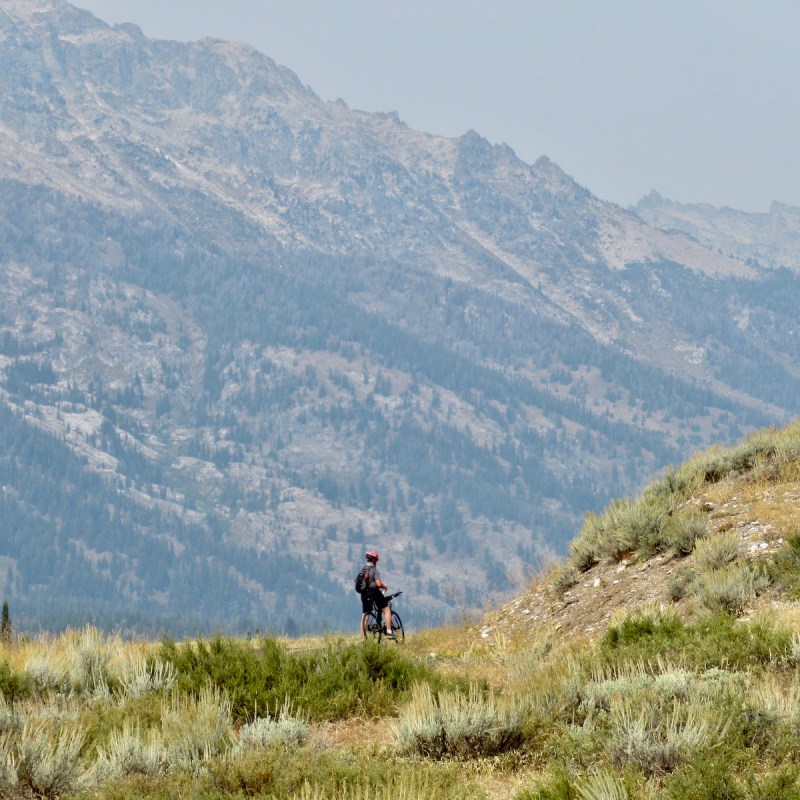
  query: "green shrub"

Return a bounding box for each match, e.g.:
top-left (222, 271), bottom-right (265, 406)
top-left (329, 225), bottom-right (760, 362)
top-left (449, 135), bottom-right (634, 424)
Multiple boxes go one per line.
top-left (0, 661), bottom-right (30, 702)
top-left (159, 636), bottom-right (443, 722)
top-left (664, 752), bottom-right (746, 799)
top-left (516, 769), bottom-right (578, 800)
top-left (598, 612), bottom-right (792, 673)
top-left (745, 768), bottom-right (800, 800)
top-left (602, 607), bottom-right (684, 651)
top-left (663, 755), bottom-right (800, 800)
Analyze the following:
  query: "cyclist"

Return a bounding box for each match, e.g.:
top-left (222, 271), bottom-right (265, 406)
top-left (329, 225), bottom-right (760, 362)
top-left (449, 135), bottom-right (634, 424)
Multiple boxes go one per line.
top-left (359, 550), bottom-right (394, 640)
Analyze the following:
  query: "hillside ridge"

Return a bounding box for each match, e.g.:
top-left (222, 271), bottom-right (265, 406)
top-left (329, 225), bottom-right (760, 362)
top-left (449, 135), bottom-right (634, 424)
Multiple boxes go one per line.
top-left (477, 423), bottom-right (800, 646)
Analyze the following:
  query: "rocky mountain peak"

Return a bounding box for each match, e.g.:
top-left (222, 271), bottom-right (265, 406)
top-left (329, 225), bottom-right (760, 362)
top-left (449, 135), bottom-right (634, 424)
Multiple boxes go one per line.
top-left (1, 0), bottom-right (99, 34)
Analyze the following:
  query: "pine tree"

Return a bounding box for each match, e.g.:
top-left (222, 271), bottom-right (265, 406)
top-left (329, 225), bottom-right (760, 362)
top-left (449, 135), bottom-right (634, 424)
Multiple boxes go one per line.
top-left (0, 600), bottom-right (11, 643)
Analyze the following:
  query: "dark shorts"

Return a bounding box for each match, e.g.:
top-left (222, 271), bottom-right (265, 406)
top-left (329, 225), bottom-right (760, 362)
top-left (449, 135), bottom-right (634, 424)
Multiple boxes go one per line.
top-left (361, 587), bottom-right (388, 614)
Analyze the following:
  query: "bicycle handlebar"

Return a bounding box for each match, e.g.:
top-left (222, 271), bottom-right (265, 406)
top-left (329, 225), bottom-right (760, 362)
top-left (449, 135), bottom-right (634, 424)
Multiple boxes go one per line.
top-left (383, 590), bottom-right (403, 601)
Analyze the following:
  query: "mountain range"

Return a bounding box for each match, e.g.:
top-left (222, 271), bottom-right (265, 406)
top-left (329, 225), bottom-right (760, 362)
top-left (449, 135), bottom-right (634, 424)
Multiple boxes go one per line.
top-left (1, 0), bottom-right (799, 634)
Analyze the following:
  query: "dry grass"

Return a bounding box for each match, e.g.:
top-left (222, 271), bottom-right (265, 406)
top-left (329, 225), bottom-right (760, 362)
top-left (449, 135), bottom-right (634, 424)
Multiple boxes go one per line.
top-left (404, 624), bottom-right (474, 659)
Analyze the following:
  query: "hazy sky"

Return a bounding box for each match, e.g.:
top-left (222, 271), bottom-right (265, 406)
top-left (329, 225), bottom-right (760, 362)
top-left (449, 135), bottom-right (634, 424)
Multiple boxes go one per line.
top-left (76, 0), bottom-right (800, 212)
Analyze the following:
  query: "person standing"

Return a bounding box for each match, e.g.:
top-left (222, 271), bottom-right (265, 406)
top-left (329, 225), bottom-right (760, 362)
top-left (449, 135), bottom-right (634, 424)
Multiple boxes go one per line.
top-left (358, 550), bottom-right (394, 639)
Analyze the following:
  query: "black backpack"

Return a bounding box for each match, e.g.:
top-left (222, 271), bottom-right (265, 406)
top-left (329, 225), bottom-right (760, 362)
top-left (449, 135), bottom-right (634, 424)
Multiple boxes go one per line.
top-left (354, 565), bottom-right (370, 593)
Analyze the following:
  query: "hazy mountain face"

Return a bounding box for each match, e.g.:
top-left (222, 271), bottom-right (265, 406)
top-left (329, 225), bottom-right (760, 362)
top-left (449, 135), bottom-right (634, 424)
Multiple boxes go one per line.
top-left (635, 191), bottom-right (800, 271)
top-left (1, 0), bottom-right (799, 634)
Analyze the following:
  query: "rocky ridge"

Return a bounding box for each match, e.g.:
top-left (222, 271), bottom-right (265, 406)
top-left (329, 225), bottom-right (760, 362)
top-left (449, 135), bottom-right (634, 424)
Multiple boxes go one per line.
top-left (635, 191), bottom-right (800, 271)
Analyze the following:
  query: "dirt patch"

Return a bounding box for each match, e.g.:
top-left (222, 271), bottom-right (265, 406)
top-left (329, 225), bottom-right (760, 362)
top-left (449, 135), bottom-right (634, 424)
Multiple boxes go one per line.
top-left (309, 717), bottom-right (392, 751)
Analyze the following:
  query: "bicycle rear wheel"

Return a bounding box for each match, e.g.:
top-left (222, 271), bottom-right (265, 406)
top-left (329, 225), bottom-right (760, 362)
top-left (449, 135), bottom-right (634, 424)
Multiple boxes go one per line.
top-left (367, 608), bottom-right (381, 640)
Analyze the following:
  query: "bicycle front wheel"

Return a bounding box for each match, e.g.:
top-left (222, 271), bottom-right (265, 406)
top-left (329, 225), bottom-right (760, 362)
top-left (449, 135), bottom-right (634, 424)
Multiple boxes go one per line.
top-left (390, 611), bottom-right (404, 643)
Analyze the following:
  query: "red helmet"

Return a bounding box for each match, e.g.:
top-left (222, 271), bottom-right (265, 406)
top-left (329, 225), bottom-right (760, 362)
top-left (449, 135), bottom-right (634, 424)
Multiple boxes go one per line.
top-left (365, 550), bottom-right (379, 562)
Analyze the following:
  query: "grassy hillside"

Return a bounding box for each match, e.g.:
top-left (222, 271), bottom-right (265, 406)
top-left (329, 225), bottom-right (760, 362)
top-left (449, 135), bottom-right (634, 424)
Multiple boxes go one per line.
top-left (4, 422), bottom-right (800, 798)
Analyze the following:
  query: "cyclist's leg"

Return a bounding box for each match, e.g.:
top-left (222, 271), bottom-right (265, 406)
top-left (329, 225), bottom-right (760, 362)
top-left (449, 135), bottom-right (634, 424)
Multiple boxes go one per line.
top-left (382, 604), bottom-right (393, 637)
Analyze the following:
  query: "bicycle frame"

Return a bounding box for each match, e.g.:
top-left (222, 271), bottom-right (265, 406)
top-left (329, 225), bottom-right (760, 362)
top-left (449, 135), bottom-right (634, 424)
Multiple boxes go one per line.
top-left (367, 591), bottom-right (404, 642)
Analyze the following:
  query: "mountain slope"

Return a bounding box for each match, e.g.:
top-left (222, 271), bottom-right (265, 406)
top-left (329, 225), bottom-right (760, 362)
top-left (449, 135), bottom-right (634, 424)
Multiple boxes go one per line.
top-left (1, 0), bottom-right (799, 634)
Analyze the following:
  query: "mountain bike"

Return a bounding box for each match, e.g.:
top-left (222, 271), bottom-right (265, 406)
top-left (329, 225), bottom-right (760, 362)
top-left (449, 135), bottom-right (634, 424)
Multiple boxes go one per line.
top-left (366, 591), bottom-right (404, 643)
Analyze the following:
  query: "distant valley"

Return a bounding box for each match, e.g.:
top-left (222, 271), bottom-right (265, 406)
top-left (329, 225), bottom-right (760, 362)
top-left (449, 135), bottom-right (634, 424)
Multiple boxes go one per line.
top-left (1, 0), bottom-right (799, 634)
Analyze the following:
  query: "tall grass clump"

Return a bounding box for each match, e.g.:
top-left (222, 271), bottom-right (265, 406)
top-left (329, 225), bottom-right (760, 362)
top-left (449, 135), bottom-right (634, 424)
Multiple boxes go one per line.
top-left (276, 764), bottom-right (481, 800)
top-left (393, 683), bottom-right (526, 759)
top-left (663, 510), bottom-right (708, 556)
top-left (21, 626), bottom-right (174, 703)
top-left (160, 685), bottom-right (233, 772)
top-left (6, 718), bottom-right (89, 798)
top-left (235, 699), bottom-right (308, 752)
top-left (568, 478), bottom-right (697, 571)
top-left (570, 498), bottom-right (670, 567)
top-left (606, 699), bottom-right (727, 775)
top-left (693, 532), bottom-right (742, 572)
top-left (23, 626), bottom-right (115, 698)
top-left (118, 657), bottom-right (176, 700)
top-left (692, 430), bottom-right (782, 483)
top-left (575, 769), bottom-right (631, 800)
top-left (681, 422), bottom-right (800, 488)
top-left (0, 693), bottom-right (20, 735)
top-left (92, 721), bottom-right (166, 782)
